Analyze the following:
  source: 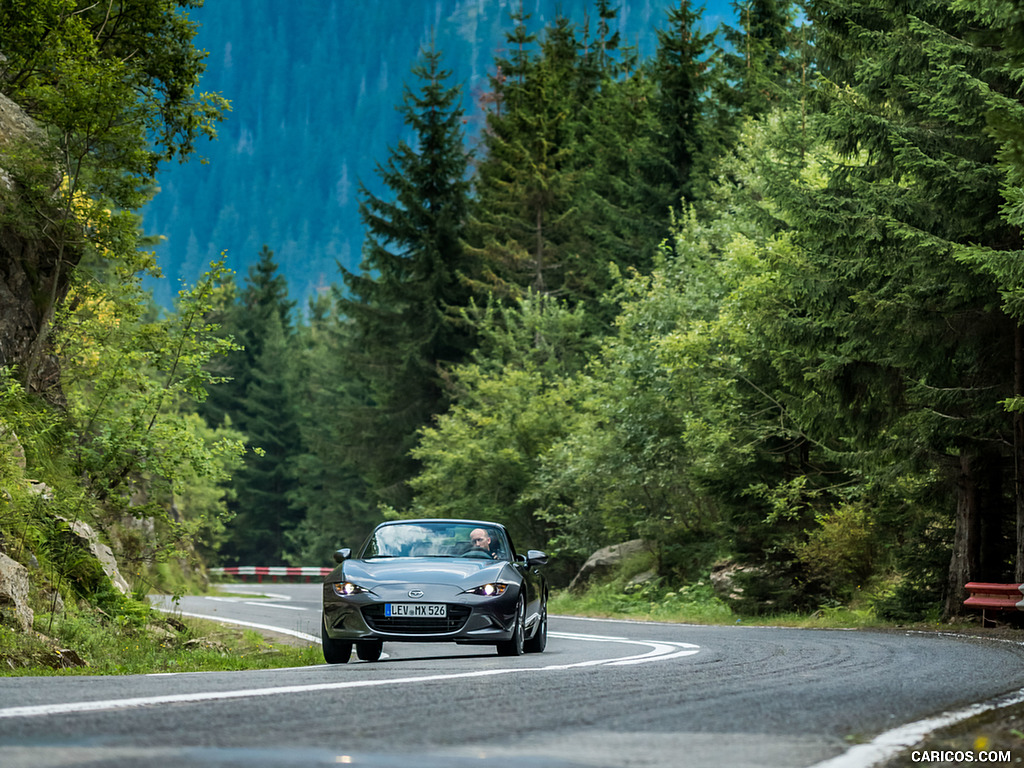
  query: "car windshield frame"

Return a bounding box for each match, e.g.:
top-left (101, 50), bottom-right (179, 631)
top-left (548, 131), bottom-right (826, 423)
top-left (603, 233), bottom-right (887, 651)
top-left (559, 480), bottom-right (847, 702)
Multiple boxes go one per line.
top-left (360, 522), bottom-right (512, 561)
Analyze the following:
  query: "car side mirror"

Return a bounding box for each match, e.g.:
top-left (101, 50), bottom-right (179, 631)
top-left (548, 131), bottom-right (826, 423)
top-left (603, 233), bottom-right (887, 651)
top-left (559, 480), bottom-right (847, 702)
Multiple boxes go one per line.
top-left (333, 548), bottom-right (352, 564)
top-left (526, 550), bottom-right (548, 567)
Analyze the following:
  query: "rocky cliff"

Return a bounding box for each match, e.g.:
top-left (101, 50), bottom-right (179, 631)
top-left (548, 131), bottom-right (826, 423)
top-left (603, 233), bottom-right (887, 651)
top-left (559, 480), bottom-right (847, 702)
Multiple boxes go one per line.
top-left (0, 90), bottom-right (79, 402)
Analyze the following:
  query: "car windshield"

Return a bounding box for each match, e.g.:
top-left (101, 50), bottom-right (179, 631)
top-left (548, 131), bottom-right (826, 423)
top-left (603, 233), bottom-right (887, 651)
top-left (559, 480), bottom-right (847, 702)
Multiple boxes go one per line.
top-left (362, 522), bottom-right (510, 561)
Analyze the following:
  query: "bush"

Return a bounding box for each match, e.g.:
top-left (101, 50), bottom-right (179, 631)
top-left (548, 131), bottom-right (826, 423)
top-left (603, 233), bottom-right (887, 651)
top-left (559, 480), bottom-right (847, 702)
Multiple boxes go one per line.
top-left (796, 504), bottom-right (878, 600)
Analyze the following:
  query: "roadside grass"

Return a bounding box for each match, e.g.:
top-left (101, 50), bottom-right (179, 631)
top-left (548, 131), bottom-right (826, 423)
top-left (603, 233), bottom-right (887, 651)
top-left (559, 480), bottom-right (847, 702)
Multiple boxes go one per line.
top-left (550, 581), bottom-right (941, 631)
top-left (1, 610), bottom-right (321, 676)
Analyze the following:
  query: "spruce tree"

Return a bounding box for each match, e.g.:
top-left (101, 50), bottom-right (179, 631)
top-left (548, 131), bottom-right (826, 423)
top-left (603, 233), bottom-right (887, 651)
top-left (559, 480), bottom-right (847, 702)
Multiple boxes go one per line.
top-left (947, 0), bottom-right (1024, 581)
top-left (718, 0), bottom-right (799, 120)
top-left (764, 0), bottom-right (1020, 616)
top-left (287, 295), bottom-right (376, 562)
top-left (573, 37), bottom-right (664, 296)
top-left (466, 12), bottom-right (582, 301)
top-left (468, 9), bottom-right (657, 311)
top-left (213, 246), bottom-right (303, 564)
top-left (646, 0), bottom-right (719, 209)
top-left (224, 311), bottom-right (305, 565)
top-left (337, 42), bottom-right (473, 508)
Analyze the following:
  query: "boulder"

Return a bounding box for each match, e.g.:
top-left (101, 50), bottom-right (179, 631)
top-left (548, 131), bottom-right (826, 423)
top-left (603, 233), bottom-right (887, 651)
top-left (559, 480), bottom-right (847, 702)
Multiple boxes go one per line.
top-left (0, 552), bottom-right (33, 631)
top-left (627, 568), bottom-right (659, 588)
top-left (57, 517), bottom-right (131, 595)
top-left (568, 539), bottom-right (654, 593)
top-left (709, 560), bottom-right (765, 602)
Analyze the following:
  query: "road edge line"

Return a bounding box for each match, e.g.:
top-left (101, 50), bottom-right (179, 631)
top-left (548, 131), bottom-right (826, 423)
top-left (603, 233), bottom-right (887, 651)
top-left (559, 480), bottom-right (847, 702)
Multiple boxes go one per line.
top-left (153, 606), bottom-right (320, 644)
top-left (809, 687), bottom-right (1024, 768)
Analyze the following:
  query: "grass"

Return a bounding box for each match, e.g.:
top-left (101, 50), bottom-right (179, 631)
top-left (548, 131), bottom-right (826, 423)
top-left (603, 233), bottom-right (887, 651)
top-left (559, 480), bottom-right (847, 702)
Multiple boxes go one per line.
top-left (549, 580), bottom-right (946, 631)
top-left (0, 609), bottom-right (321, 676)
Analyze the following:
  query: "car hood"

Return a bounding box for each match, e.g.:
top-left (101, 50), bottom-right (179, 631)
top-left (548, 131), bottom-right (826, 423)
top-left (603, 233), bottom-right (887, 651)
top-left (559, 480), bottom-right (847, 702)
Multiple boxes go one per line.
top-left (336, 557), bottom-right (508, 587)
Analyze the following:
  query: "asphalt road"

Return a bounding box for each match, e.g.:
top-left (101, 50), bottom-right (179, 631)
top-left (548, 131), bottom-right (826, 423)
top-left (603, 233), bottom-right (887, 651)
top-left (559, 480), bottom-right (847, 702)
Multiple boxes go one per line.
top-left (2, 583), bottom-right (1024, 768)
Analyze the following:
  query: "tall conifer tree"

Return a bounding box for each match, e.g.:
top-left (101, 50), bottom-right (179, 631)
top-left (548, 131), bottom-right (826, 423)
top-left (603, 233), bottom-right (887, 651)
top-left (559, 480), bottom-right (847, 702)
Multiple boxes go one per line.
top-left (719, 0), bottom-right (798, 119)
top-left (469, 9), bottom-right (654, 310)
top-left (338, 42), bottom-right (473, 508)
top-left (945, 0), bottom-right (1024, 582)
top-left (647, 0), bottom-right (718, 208)
top-left (226, 312), bottom-right (305, 564)
top-left (765, 0), bottom-right (1020, 616)
top-left (287, 296), bottom-right (376, 561)
top-left (467, 12), bottom-right (582, 301)
top-left (214, 246), bottom-right (303, 565)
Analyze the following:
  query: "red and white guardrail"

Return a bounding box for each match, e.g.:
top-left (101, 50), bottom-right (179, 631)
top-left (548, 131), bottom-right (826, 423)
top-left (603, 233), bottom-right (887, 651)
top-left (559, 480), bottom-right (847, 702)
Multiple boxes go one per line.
top-left (209, 566), bottom-right (333, 583)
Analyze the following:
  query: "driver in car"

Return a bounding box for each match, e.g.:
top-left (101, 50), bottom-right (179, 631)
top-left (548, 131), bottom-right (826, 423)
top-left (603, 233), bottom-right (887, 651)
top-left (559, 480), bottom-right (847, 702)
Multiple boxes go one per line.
top-left (469, 528), bottom-right (498, 558)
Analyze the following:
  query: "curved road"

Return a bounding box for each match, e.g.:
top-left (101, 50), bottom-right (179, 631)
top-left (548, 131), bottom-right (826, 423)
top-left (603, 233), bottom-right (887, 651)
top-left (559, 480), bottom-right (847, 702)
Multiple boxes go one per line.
top-left (1, 582), bottom-right (1023, 767)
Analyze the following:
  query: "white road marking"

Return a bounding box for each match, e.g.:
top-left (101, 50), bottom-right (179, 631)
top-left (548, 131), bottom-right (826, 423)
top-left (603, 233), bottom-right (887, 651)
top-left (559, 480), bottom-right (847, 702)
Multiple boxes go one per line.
top-left (198, 591), bottom-right (293, 603)
top-left (809, 687), bottom-right (1024, 768)
top-left (243, 602), bottom-right (306, 611)
top-left (549, 631), bottom-right (700, 666)
top-left (0, 629), bottom-right (700, 721)
top-left (158, 609), bottom-right (321, 644)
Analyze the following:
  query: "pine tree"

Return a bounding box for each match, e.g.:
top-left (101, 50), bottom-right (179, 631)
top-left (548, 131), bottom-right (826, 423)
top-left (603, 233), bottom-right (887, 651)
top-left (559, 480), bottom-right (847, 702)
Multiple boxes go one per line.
top-left (764, 0), bottom-right (1020, 616)
top-left (201, 245), bottom-right (297, 434)
top-left (646, 0), bottom-right (719, 209)
top-left (573, 32), bottom-right (665, 298)
top-left (238, 245), bottom-right (296, 366)
top-left (337, 42), bottom-right (473, 508)
top-left (286, 295), bottom-right (376, 562)
top-left (467, 8), bottom-right (659, 311)
top-left (223, 311), bottom-right (305, 564)
top-left (466, 11), bottom-right (583, 301)
top-left (212, 246), bottom-right (303, 564)
top-left (718, 0), bottom-right (799, 120)
top-left (946, 0), bottom-right (1024, 582)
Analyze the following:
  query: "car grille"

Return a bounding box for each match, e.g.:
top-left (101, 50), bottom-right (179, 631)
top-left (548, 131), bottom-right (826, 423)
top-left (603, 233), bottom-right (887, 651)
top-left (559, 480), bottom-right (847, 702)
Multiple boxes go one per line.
top-left (362, 604), bottom-right (471, 635)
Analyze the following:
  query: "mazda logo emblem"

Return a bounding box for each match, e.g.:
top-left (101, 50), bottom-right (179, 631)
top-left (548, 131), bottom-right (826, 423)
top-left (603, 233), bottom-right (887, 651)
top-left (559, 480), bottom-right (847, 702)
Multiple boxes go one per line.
top-left (408, 589), bottom-right (424, 598)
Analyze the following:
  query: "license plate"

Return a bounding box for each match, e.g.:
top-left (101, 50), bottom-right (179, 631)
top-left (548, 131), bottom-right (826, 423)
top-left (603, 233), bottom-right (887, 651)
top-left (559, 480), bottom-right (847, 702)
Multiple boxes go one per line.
top-left (385, 603), bottom-right (446, 618)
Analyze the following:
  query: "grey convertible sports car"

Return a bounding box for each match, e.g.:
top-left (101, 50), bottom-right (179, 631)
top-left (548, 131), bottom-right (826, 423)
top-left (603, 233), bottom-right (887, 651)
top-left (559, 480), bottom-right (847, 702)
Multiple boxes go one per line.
top-left (321, 519), bottom-right (548, 663)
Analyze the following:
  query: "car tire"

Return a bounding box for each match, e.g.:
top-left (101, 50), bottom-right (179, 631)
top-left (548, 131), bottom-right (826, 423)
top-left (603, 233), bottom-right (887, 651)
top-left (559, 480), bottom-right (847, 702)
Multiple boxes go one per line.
top-left (356, 639), bottom-right (383, 662)
top-left (496, 596), bottom-right (525, 657)
top-left (524, 597), bottom-right (547, 653)
top-left (322, 617), bottom-right (352, 664)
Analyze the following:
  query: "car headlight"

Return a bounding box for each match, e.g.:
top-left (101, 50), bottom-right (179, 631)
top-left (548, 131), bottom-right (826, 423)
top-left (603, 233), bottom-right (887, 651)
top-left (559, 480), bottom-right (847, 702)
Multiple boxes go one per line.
top-left (332, 582), bottom-right (371, 597)
top-left (463, 583), bottom-right (509, 597)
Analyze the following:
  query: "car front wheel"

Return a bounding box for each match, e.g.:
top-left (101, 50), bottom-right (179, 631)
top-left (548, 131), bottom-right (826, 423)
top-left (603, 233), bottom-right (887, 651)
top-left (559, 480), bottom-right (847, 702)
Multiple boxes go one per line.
top-left (322, 617), bottom-right (352, 664)
top-left (356, 639), bottom-right (383, 662)
top-left (524, 597), bottom-right (547, 653)
top-left (496, 596), bottom-right (525, 657)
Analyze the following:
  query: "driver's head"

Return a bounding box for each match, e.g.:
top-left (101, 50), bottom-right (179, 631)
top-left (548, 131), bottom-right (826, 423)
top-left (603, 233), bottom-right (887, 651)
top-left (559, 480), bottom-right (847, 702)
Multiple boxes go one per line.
top-left (470, 528), bottom-right (491, 550)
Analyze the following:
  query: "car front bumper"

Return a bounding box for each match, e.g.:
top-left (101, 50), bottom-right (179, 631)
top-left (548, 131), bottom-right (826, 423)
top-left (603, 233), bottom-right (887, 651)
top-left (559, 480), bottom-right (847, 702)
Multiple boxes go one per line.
top-left (322, 583), bottom-right (519, 644)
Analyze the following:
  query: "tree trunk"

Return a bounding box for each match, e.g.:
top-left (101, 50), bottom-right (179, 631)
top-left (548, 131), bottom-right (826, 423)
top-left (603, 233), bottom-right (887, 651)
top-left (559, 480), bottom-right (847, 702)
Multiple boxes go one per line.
top-left (945, 448), bottom-right (980, 618)
top-left (1016, 324), bottom-right (1024, 583)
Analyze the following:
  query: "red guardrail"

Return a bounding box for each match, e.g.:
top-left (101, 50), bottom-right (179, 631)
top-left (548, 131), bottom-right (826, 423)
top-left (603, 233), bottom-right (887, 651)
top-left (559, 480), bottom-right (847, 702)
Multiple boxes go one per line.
top-left (209, 566), bottom-right (334, 583)
top-left (964, 582), bottom-right (1024, 624)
